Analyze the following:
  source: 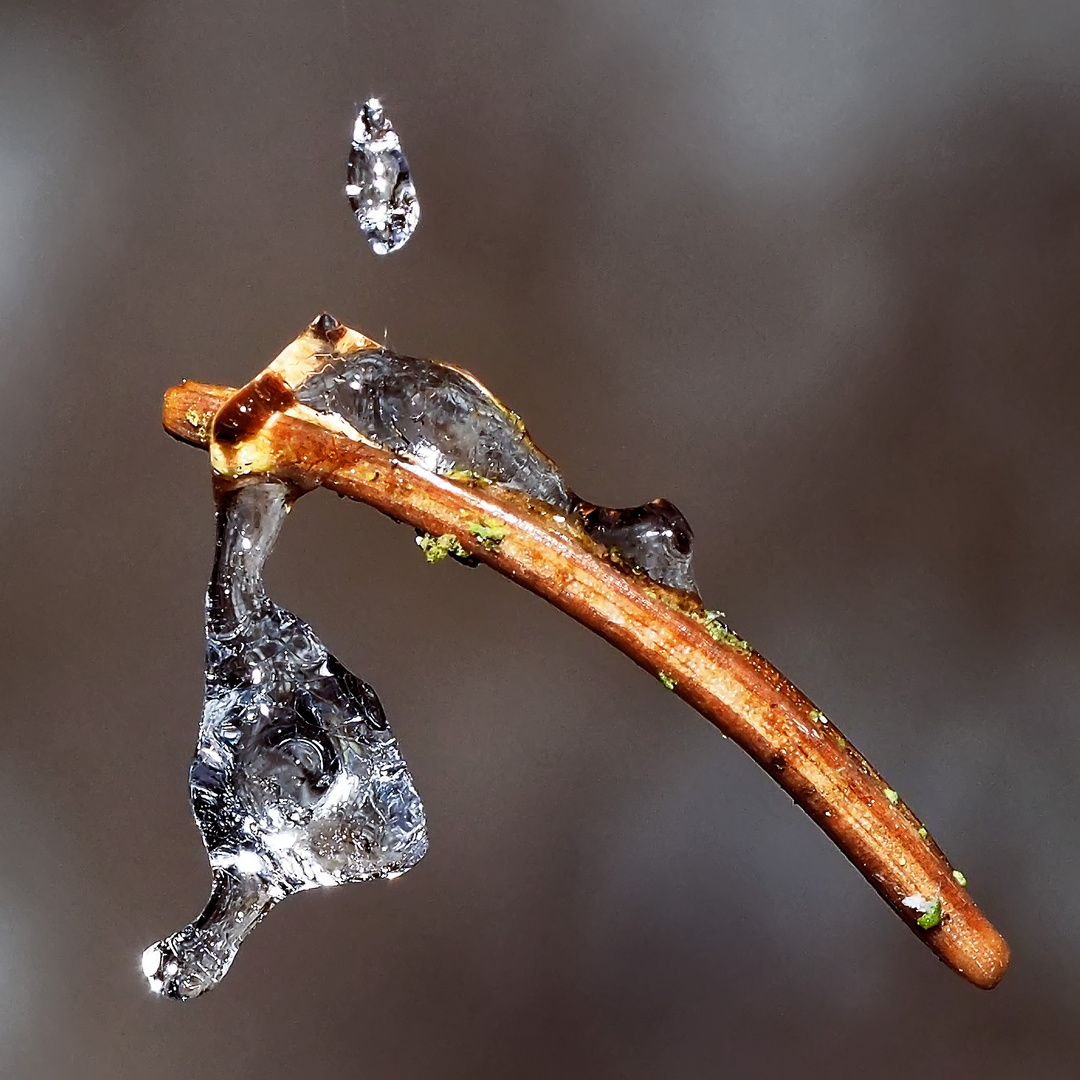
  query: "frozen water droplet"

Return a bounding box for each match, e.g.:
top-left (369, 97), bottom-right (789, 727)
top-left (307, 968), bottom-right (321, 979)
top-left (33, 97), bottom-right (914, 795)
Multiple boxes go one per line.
top-left (141, 871), bottom-right (275, 1000)
top-left (347, 98), bottom-right (419, 255)
top-left (144, 481), bottom-right (427, 1000)
top-left (579, 499), bottom-right (697, 593)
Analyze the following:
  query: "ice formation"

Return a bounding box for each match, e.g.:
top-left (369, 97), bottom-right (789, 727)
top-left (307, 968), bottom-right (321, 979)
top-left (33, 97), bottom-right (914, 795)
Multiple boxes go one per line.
top-left (145, 313), bottom-right (705, 998)
top-left (287, 316), bottom-right (698, 593)
top-left (143, 480), bottom-right (427, 1000)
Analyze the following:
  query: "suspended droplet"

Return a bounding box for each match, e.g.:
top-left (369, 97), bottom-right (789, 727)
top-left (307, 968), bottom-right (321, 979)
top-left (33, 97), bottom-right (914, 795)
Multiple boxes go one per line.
top-left (143, 481), bottom-right (428, 1000)
top-left (346, 97), bottom-right (419, 255)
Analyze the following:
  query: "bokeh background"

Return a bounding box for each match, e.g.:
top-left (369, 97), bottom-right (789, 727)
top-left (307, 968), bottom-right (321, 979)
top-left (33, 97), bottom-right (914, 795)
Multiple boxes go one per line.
top-left (1, 0), bottom-right (1078, 1075)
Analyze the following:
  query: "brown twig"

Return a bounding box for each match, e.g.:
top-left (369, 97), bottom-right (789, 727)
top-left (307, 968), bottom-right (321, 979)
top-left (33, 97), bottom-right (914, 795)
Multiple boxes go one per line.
top-left (164, 378), bottom-right (1010, 989)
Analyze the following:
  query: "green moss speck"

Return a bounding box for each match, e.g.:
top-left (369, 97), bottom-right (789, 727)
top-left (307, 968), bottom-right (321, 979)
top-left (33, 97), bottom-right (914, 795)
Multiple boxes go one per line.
top-left (918, 826), bottom-right (928, 839)
top-left (658, 672), bottom-right (676, 691)
top-left (916, 898), bottom-right (942, 930)
top-left (952, 869), bottom-right (967, 887)
top-left (469, 520), bottom-right (508, 548)
top-left (416, 532), bottom-right (471, 564)
top-left (703, 610), bottom-right (751, 653)
top-left (185, 405), bottom-right (211, 438)
top-left (884, 787), bottom-right (899, 804)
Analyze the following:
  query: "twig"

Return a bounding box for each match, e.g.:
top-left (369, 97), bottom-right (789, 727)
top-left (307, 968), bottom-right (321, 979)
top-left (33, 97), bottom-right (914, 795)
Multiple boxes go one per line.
top-left (163, 378), bottom-right (1010, 989)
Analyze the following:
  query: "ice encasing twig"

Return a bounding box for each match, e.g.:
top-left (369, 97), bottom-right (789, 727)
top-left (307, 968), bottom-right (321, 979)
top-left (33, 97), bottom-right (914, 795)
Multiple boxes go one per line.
top-left (161, 315), bottom-right (1010, 990)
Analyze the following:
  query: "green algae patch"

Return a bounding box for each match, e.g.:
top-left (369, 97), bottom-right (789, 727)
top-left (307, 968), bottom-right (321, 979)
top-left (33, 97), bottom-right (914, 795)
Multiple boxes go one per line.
top-left (702, 610), bottom-right (751, 653)
top-left (469, 520), bottom-right (508, 549)
top-left (658, 672), bottom-right (677, 691)
top-left (416, 532), bottom-right (471, 564)
top-left (444, 469), bottom-right (491, 486)
top-left (185, 405), bottom-right (213, 440)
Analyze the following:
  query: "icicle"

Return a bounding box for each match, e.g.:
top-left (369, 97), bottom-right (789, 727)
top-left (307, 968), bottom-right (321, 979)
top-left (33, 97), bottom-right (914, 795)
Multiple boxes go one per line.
top-left (143, 481), bottom-right (427, 1000)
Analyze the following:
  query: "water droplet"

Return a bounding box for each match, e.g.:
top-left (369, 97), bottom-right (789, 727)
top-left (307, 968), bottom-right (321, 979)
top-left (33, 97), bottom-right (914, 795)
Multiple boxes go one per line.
top-left (144, 481), bottom-right (427, 1000)
top-left (346, 98), bottom-right (419, 255)
top-left (578, 498), bottom-right (697, 593)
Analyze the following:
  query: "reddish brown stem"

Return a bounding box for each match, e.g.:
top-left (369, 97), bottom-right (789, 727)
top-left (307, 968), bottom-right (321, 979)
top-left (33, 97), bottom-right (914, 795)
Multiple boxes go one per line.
top-left (164, 379), bottom-right (1010, 989)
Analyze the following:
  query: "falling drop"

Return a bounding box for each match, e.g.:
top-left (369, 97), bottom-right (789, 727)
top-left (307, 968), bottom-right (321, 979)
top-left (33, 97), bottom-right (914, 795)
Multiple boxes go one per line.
top-left (143, 479), bottom-right (428, 1000)
top-left (346, 97), bottom-right (419, 255)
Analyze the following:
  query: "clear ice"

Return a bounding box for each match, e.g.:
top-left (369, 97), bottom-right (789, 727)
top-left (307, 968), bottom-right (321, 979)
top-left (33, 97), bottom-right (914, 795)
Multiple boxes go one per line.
top-left (143, 480), bottom-right (427, 1000)
top-left (346, 98), bottom-right (419, 255)
top-left (293, 327), bottom-right (699, 594)
top-left (295, 347), bottom-right (572, 510)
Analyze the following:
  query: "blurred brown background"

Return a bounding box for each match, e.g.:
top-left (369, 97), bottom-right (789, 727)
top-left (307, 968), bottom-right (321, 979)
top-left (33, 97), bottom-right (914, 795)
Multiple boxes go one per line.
top-left (1, 0), bottom-right (1078, 1075)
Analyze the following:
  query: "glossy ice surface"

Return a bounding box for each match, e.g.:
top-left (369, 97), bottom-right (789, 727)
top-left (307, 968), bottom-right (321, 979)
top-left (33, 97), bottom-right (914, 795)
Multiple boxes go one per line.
top-left (578, 498), bottom-right (696, 594)
top-left (346, 98), bottom-right (419, 255)
top-left (294, 337), bottom-right (699, 594)
top-left (295, 347), bottom-right (573, 509)
top-left (143, 481), bottom-right (427, 1000)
